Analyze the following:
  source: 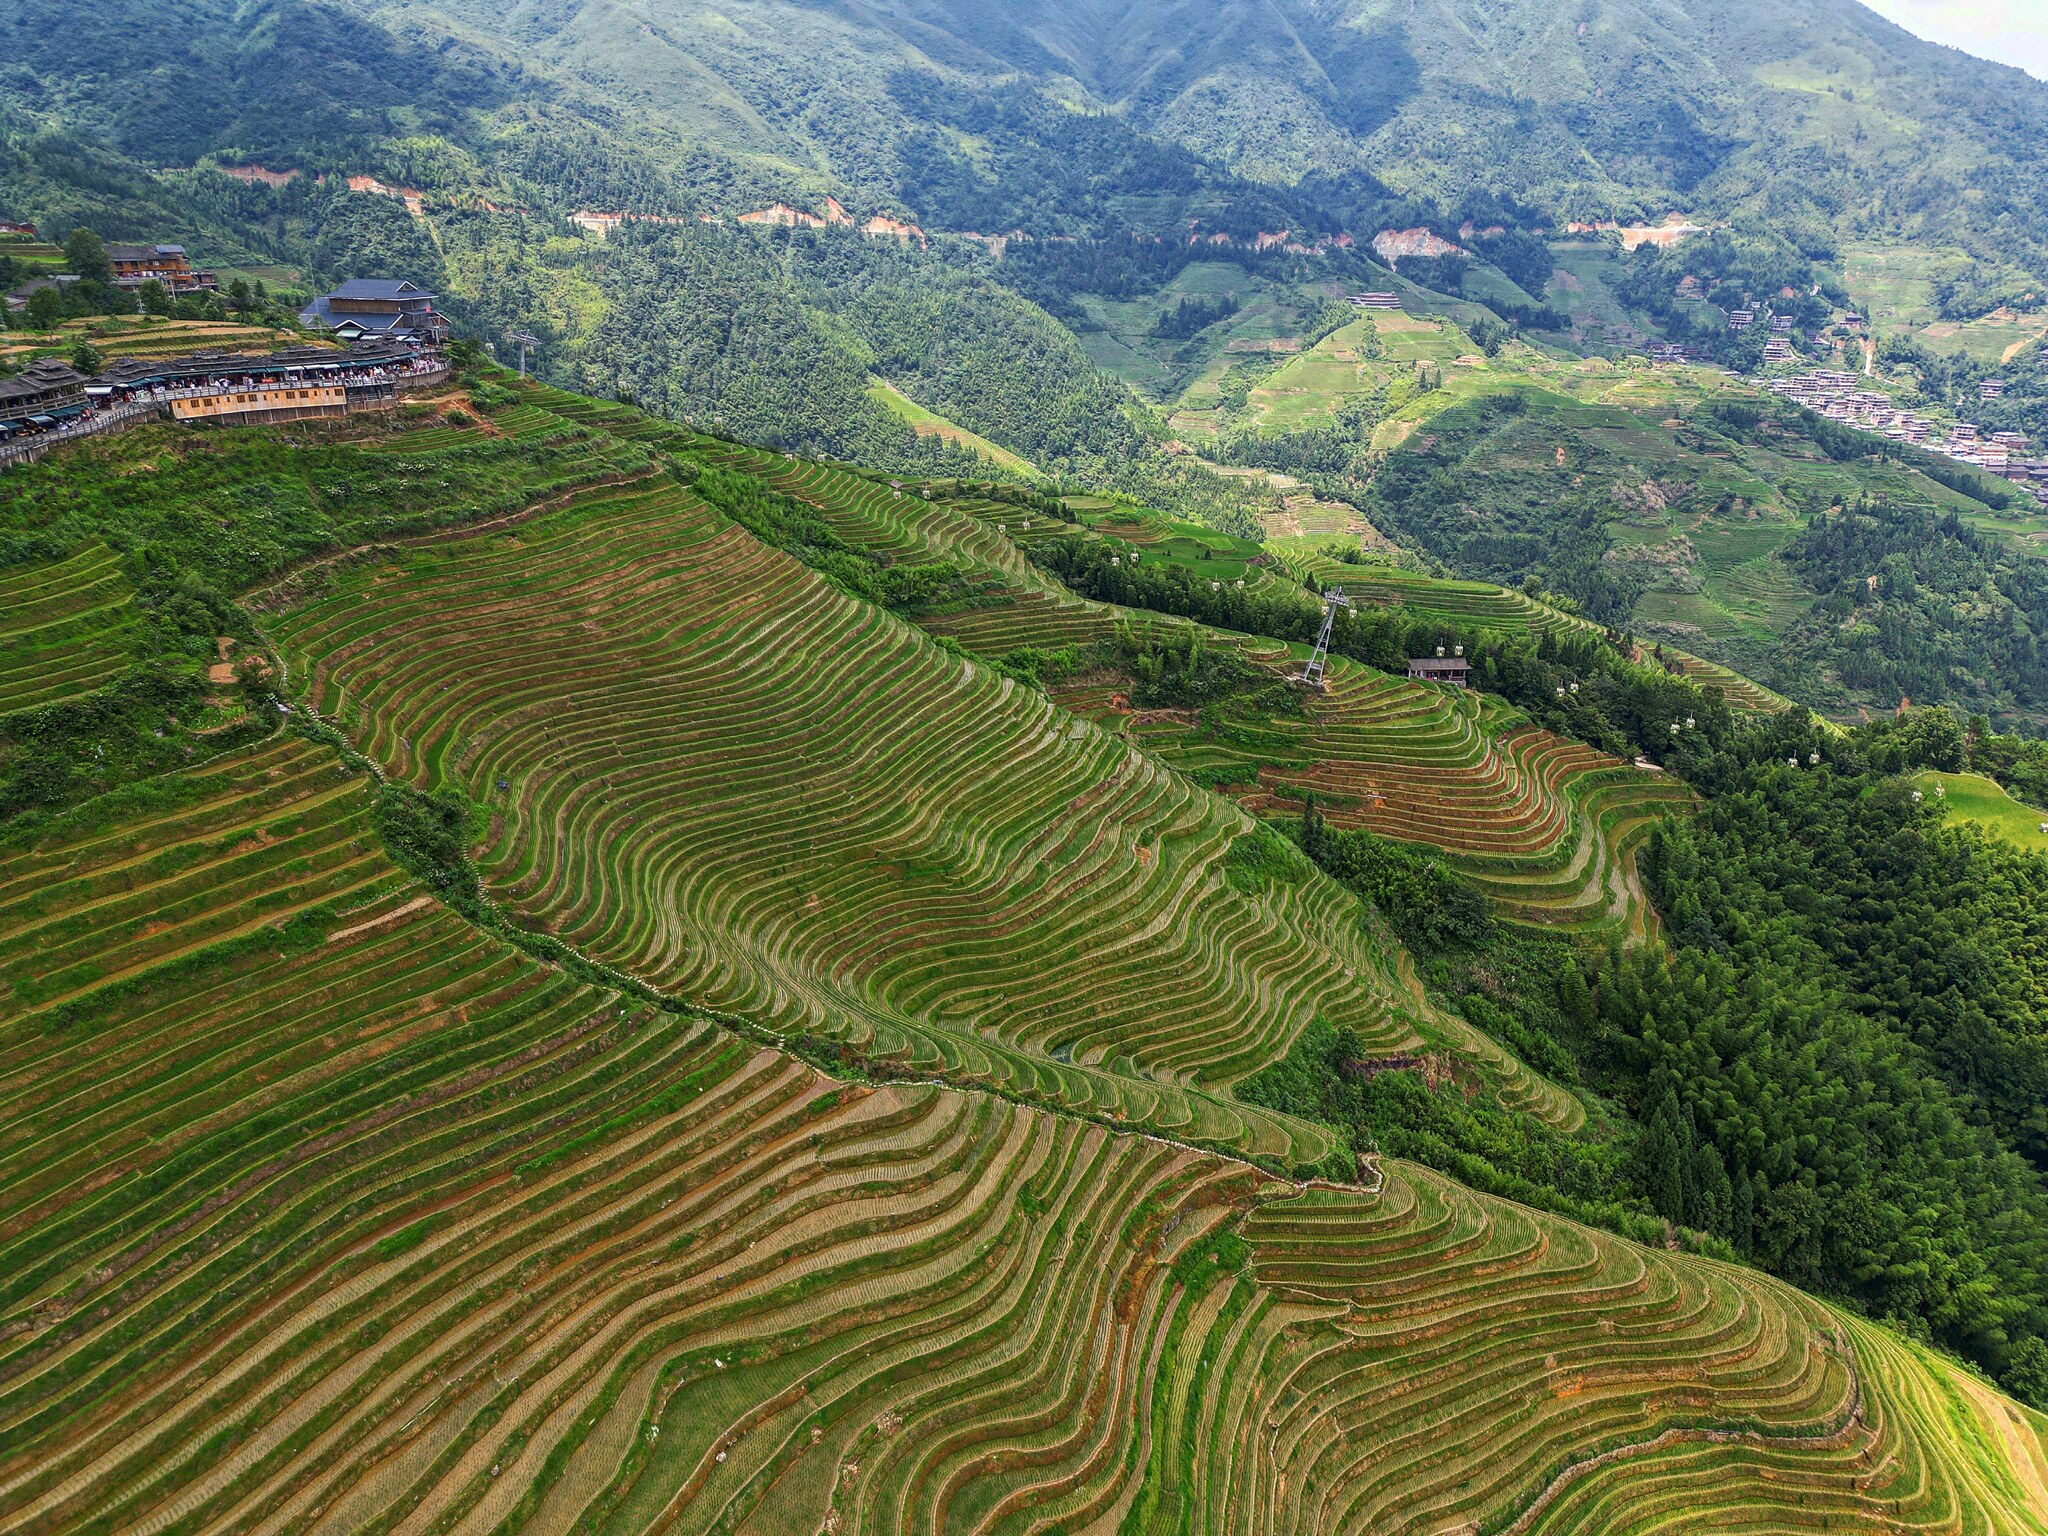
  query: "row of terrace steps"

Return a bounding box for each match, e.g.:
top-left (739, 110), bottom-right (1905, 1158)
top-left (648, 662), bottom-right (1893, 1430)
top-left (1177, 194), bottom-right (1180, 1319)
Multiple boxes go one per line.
top-left (265, 477), bottom-right (1385, 1163)
top-left (7, 764), bottom-right (2027, 1536)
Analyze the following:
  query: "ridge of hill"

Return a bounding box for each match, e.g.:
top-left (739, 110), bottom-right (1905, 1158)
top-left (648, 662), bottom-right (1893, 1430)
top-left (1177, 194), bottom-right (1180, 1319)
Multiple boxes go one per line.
top-left (263, 423), bottom-right (1584, 1157)
top-left (5, 2), bottom-right (2046, 739)
top-left (859, 0), bottom-right (2048, 270)
top-left (711, 455), bottom-right (1706, 944)
top-left (1, 383), bottom-right (2045, 1531)
top-left (22, 0), bottom-right (2041, 275)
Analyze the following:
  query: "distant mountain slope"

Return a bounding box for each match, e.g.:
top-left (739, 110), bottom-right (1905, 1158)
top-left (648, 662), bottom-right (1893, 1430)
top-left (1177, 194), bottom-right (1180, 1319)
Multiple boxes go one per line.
top-left (21, 0), bottom-right (2046, 271)
top-left (870, 0), bottom-right (2048, 264)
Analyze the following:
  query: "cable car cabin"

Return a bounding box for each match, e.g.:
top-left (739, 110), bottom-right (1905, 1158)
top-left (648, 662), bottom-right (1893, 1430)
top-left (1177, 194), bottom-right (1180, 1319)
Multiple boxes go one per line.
top-left (1405, 657), bottom-right (1471, 688)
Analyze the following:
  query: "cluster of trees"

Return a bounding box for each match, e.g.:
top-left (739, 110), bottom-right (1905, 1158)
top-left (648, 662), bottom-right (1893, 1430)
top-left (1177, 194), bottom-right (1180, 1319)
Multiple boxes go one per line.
top-left (1296, 794), bottom-right (1493, 952)
top-left (1468, 227), bottom-right (1557, 298)
top-left (1931, 265), bottom-right (2043, 322)
top-left (1215, 404), bottom-right (1380, 480)
top-left (1783, 499), bottom-right (2047, 720)
top-left (1377, 248), bottom-right (1566, 331)
top-left (1608, 714), bottom-right (2048, 1401)
top-left (1154, 292), bottom-right (1238, 338)
top-left (1029, 529), bottom-right (1729, 761)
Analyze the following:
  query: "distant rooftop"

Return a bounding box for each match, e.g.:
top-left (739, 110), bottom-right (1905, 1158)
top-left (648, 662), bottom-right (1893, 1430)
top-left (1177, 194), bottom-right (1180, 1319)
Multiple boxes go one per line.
top-left (327, 278), bottom-right (434, 301)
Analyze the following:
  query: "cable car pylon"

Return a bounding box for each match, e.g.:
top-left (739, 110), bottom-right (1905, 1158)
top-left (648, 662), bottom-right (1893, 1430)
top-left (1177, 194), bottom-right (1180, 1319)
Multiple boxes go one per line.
top-left (1296, 588), bottom-right (1352, 690)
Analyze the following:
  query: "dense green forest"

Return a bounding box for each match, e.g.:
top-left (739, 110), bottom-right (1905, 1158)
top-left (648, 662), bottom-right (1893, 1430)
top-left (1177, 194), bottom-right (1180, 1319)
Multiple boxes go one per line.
top-left (1780, 500), bottom-right (2048, 722)
top-left (1258, 693), bottom-right (2048, 1407)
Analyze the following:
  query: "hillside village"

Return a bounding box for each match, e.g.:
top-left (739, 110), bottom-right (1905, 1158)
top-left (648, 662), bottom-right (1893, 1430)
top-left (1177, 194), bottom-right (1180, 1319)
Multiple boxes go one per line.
top-left (1766, 367), bottom-right (2046, 501)
top-left (0, 270), bottom-right (447, 463)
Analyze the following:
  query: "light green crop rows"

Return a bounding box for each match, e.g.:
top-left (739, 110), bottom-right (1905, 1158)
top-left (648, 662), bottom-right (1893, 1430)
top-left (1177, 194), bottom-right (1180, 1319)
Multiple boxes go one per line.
top-left (267, 474), bottom-right (1380, 1163)
top-left (901, 564), bottom-right (1688, 946)
top-left (0, 542), bottom-right (140, 715)
top-left (6, 395), bottom-right (2045, 1536)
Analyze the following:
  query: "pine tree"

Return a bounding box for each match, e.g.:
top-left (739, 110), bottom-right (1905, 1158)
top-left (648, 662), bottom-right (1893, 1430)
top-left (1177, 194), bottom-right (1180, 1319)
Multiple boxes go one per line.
top-left (1732, 1169), bottom-right (1755, 1254)
top-left (1676, 1100), bottom-right (1704, 1224)
top-left (1638, 1089), bottom-right (1687, 1224)
top-left (1692, 1142), bottom-right (1732, 1237)
top-left (1300, 791), bottom-right (1330, 868)
top-left (1556, 959), bottom-right (1594, 1029)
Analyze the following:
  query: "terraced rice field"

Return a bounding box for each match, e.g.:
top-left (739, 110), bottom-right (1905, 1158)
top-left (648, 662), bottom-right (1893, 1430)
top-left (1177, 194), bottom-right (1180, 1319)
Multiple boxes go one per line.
top-left (0, 542), bottom-right (140, 715)
top-left (4, 735), bottom-right (2039, 1536)
top-left (688, 470), bottom-right (1690, 941)
top-left (9, 392), bottom-right (2048, 1535)
top-left (1271, 543), bottom-right (1583, 639)
top-left (691, 443), bottom-right (1042, 585)
top-left (1212, 665), bottom-right (1692, 942)
top-left (269, 474), bottom-right (1412, 1162)
top-left (1664, 650), bottom-right (1795, 715)
top-left (908, 571), bottom-right (1686, 943)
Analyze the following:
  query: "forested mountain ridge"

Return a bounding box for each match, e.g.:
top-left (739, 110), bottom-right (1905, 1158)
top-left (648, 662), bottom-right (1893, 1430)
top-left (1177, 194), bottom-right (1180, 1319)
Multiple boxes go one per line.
top-left (859, 0), bottom-right (2048, 267)
top-left (3, 0), bottom-right (2047, 734)
top-left (15, 0), bottom-right (2048, 267)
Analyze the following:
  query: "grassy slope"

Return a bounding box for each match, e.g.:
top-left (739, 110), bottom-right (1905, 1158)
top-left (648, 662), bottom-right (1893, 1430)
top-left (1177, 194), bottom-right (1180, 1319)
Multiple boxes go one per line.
top-left (865, 376), bottom-right (1041, 474)
top-left (1844, 243), bottom-right (2048, 363)
top-left (1914, 770), bottom-right (2048, 853)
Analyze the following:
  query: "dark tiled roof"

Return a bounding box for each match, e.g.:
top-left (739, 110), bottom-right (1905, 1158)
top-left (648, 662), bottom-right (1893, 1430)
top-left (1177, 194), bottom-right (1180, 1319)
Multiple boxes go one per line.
top-left (329, 278), bottom-right (431, 300)
top-left (105, 243), bottom-right (186, 262)
top-left (0, 359), bottom-right (88, 407)
top-left (6, 274), bottom-right (79, 302)
top-left (95, 338), bottom-right (423, 391)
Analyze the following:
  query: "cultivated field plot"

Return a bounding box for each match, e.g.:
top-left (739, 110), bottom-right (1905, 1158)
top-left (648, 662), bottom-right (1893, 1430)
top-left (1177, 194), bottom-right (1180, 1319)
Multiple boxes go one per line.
top-left (690, 441), bottom-right (1046, 588)
top-left (268, 474), bottom-right (1392, 1163)
top-left (925, 578), bottom-right (1687, 947)
top-left (869, 495), bottom-right (1683, 945)
top-left (1915, 770), bottom-right (2048, 852)
top-left (1272, 543), bottom-right (1795, 715)
top-left (0, 541), bottom-right (139, 715)
top-left (1208, 663), bottom-right (1694, 941)
top-left (8, 390), bottom-right (2048, 1536)
top-left (7, 781), bottom-right (2041, 1536)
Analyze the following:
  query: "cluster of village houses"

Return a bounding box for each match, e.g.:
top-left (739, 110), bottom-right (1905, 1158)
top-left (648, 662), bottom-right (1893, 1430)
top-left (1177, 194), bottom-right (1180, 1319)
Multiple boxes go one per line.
top-left (4, 234), bottom-right (222, 312)
top-left (0, 278), bottom-right (447, 461)
top-left (1763, 368), bottom-right (2046, 503)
